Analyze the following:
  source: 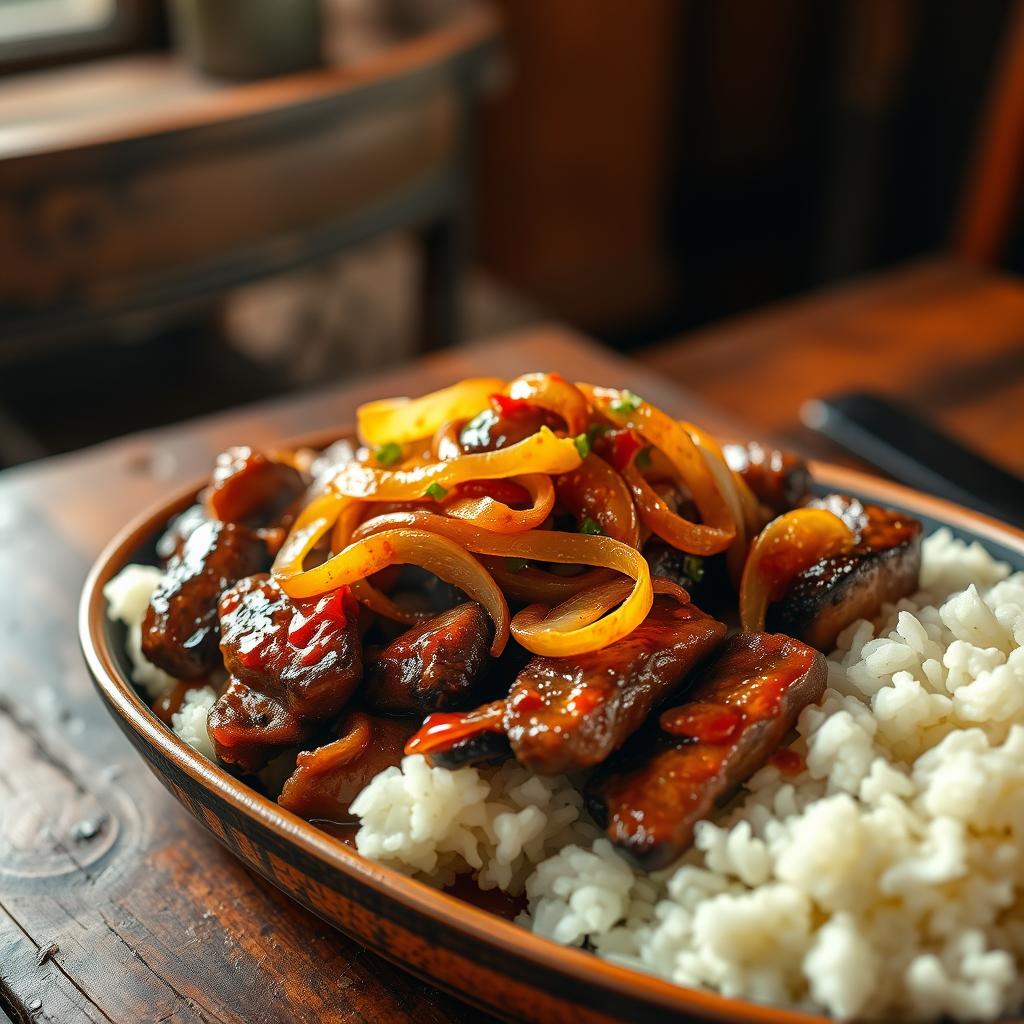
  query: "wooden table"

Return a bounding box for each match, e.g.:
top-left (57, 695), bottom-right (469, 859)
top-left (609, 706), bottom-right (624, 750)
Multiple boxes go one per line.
top-left (642, 258), bottom-right (1024, 474)
top-left (5, 269), bottom-right (1022, 1022)
top-left (0, 326), bottom-right (733, 1024)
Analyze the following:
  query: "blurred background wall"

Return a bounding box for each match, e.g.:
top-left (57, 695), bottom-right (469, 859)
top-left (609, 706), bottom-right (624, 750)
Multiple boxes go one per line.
top-left (477, 0), bottom-right (1019, 343)
top-left (0, 0), bottom-right (1019, 465)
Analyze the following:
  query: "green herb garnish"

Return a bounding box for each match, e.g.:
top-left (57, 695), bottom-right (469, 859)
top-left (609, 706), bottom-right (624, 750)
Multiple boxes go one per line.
top-left (682, 555), bottom-right (705, 583)
top-left (506, 557), bottom-right (529, 573)
top-left (579, 516), bottom-right (603, 535)
top-left (635, 445), bottom-right (653, 469)
top-left (374, 441), bottom-right (403, 467)
top-left (610, 390), bottom-right (643, 414)
top-left (425, 482), bottom-right (448, 501)
top-left (574, 432), bottom-right (591, 459)
top-left (586, 422), bottom-right (611, 443)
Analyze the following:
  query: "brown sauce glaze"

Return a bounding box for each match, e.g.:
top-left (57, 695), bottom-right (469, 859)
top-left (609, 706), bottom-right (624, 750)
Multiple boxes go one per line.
top-left (504, 598), bottom-right (726, 775)
top-left (277, 713), bottom-right (416, 820)
top-left (770, 494), bottom-right (922, 650)
top-left (364, 602), bottom-right (492, 715)
top-left (218, 575), bottom-right (362, 722)
top-left (588, 632), bottom-right (825, 870)
top-left (142, 520), bottom-right (269, 678)
top-left (206, 446), bottom-right (307, 528)
top-left (724, 442), bottom-right (812, 516)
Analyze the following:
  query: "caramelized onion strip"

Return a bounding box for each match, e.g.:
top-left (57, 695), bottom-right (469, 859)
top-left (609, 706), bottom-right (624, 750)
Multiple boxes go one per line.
top-left (275, 527), bottom-right (510, 655)
top-left (582, 385), bottom-right (735, 555)
top-left (353, 510), bottom-right (653, 656)
top-left (328, 427), bottom-right (581, 501)
top-left (357, 377), bottom-right (505, 446)
top-left (740, 508), bottom-right (856, 631)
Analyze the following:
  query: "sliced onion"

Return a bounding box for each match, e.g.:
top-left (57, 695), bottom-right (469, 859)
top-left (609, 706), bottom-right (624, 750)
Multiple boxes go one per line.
top-left (681, 421), bottom-right (749, 583)
top-left (582, 385), bottom-right (735, 555)
top-left (554, 453), bottom-right (640, 546)
top-left (740, 509), bottom-right (856, 631)
top-left (357, 377), bottom-right (505, 446)
top-left (442, 473), bottom-right (554, 533)
top-left (275, 526), bottom-right (510, 655)
top-left (328, 426), bottom-right (581, 501)
top-left (502, 372), bottom-right (590, 436)
top-left (481, 558), bottom-right (618, 604)
top-left (353, 510), bottom-right (653, 656)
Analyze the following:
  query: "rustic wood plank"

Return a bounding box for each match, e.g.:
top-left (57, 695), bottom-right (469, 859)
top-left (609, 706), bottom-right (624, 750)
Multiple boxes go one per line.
top-left (641, 258), bottom-right (1024, 471)
top-left (0, 327), bottom-right (725, 1024)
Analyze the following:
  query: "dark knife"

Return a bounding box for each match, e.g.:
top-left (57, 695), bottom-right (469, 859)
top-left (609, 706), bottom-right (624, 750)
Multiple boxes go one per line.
top-left (800, 391), bottom-right (1024, 529)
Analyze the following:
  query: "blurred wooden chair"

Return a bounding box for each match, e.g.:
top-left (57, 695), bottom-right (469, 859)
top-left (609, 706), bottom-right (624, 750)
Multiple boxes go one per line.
top-left (642, 0), bottom-right (1024, 468)
top-left (0, 3), bottom-right (499, 357)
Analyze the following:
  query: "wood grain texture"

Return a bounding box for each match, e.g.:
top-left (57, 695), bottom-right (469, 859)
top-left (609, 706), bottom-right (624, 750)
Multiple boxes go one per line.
top-left (641, 258), bottom-right (1024, 471)
top-left (0, 326), bottom-right (731, 1024)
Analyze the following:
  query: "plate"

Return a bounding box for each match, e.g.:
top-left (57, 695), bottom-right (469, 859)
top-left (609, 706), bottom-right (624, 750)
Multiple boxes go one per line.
top-left (79, 450), bottom-right (1024, 1024)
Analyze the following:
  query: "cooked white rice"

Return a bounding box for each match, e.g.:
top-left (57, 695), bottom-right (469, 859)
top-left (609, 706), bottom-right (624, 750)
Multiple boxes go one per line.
top-left (104, 564), bottom-right (175, 699)
top-left (351, 530), bottom-right (1024, 1021)
top-left (108, 529), bottom-right (1024, 1019)
top-left (105, 563), bottom-right (217, 755)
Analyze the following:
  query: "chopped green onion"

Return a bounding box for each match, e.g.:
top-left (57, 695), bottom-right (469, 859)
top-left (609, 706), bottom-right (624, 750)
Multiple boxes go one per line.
top-left (579, 516), bottom-right (603, 535)
top-left (682, 555), bottom-right (705, 583)
top-left (505, 557), bottom-right (529, 573)
top-left (425, 482), bottom-right (448, 501)
top-left (574, 432), bottom-right (591, 459)
top-left (374, 441), bottom-right (403, 467)
top-left (586, 422), bottom-right (611, 443)
top-left (635, 446), bottom-right (653, 469)
top-left (610, 390), bottom-right (643, 414)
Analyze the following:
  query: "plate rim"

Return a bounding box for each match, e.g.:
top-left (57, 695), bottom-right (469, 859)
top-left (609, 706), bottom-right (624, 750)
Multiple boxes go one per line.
top-left (78, 441), bottom-right (1024, 1024)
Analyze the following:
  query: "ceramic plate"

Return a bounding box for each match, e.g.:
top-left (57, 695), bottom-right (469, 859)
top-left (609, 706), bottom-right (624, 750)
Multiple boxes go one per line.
top-left (79, 451), bottom-right (1024, 1024)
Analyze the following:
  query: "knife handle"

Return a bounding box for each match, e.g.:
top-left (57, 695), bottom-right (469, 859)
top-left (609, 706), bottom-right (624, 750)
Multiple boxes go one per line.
top-left (800, 391), bottom-right (1024, 528)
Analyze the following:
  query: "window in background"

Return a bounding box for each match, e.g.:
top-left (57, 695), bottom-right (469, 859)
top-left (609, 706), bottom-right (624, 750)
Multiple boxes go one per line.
top-left (0, 0), bottom-right (159, 71)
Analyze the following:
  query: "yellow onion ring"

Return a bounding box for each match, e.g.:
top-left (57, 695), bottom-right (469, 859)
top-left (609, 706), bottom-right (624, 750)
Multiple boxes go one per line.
top-left (740, 509), bottom-right (856, 631)
top-left (582, 385), bottom-right (734, 555)
top-left (442, 473), bottom-right (555, 534)
top-left (328, 427), bottom-right (581, 501)
top-left (352, 510), bottom-right (653, 656)
top-left (503, 372), bottom-right (590, 436)
top-left (276, 526), bottom-right (509, 655)
top-left (681, 421), bottom-right (749, 583)
top-left (481, 558), bottom-right (618, 604)
top-left (357, 377), bottom-right (505, 446)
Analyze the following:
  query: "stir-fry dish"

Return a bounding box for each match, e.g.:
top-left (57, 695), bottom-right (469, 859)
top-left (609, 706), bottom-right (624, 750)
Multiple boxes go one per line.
top-left (122, 374), bottom-right (923, 858)
top-left (107, 374), bottom-right (1024, 1021)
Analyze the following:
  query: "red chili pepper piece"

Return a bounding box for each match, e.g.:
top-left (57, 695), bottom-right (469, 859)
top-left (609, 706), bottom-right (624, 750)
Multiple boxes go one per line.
top-left (489, 392), bottom-right (536, 418)
top-left (404, 702), bottom-right (506, 756)
top-left (596, 428), bottom-right (644, 472)
top-left (287, 587), bottom-right (350, 649)
top-left (769, 747), bottom-right (806, 775)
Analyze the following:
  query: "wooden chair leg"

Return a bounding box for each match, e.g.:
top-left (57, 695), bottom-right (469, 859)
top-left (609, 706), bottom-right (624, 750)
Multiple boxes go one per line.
top-left (418, 214), bottom-right (465, 352)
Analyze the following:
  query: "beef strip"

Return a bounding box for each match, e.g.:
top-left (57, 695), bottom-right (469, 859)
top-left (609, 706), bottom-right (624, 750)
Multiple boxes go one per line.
top-left (588, 631), bottom-right (826, 869)
top-left (724, 442), bottom-right (812, 516)
top-left (206, 446), bottom-right (306, 528)
top-left (364, 602), bottom-right (492, 715)
top-left (505, 597), bottom-right (727, 775)
top-left (142, 520), bottom-right (269, 678)
top-left (209, 575), bottom-right (363, 771)
top-left (277, 712), bottom-right (417, 820)
top-left (156, 503), bottom-right (208, 563)
top-left (206, 677), bottom-right (307, 774)
top-left (769, 493), bottom-right (922, 650)
top-left (218, 574), bottom-right (362, 722)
